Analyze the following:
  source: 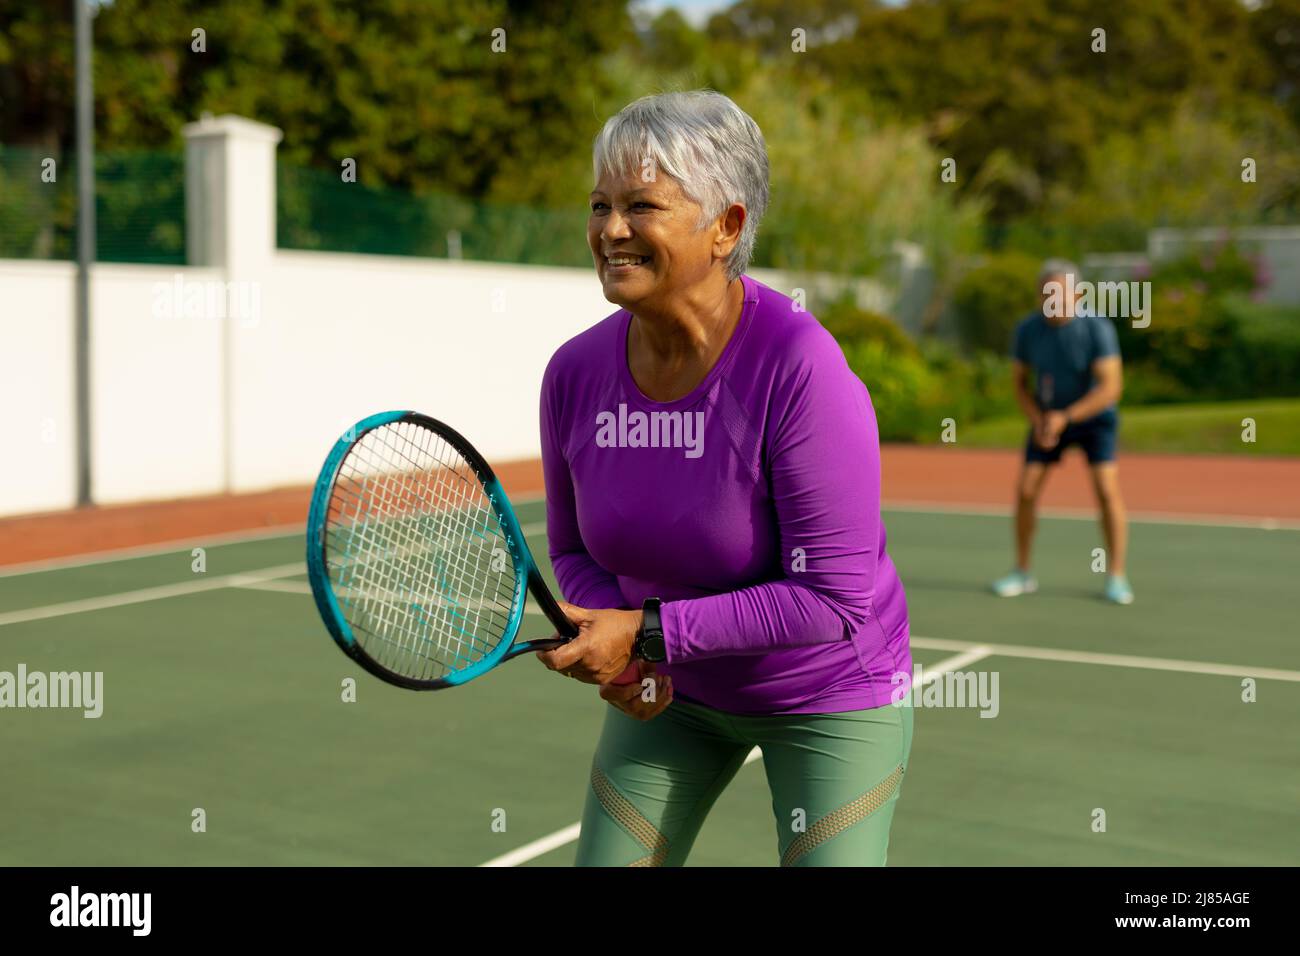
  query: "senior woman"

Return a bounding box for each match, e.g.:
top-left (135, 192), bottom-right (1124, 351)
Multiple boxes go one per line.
top-left (535, 90), bottom-right (913, 867)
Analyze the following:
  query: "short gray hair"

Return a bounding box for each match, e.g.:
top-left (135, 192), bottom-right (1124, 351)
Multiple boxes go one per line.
top-left (1039, 258), bottom-right (1083, 286)
top-left (592, 90), bottom-right (770, 282)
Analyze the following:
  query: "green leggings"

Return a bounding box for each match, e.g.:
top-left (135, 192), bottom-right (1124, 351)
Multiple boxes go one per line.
top-left (575, 696), bottom-right (914, 867)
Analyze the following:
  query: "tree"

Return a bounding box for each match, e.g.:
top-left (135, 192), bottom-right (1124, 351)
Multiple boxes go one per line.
top-left (1, 0), bottom-right (634, 206)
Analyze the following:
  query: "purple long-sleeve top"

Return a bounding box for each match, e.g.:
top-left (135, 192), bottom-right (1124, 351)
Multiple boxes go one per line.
top-left (540, 273), bottom-right (911, 715)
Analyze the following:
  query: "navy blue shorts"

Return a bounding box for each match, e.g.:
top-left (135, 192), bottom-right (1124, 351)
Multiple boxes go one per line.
top-left (1025, 409), bottom-right (1118, 465)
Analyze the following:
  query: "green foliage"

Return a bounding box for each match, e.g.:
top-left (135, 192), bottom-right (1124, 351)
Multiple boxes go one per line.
top-left (925, 340), bottom-right (1019, 423)
top-left (1043, 103), bottom-right (1300, 252)
top-left (276, 162), bottom-right (589, 265)
top-left (742, 68), bottom-right (984, 294)
top-left (951, 252), bottom-right (1042, 353)
top-left (840, 339), bottom-right (940, 442)
top-left (820, 299), bottom-right (933, 440)
top-left (1120, 286), bottom-right (1245, 397)
top-left (961, 398), bottom-right (1300, 456)
top-left (1220, 294), bottom-right (1300, 399)
top-left (842, 338), bottom-right (1017, 443)
top-left (828, 299), bottom-right (1016, 442)
top-left (0, 2), bottom-right (74, 148)
top-left (818, 297), bottom-right (918, 356)
top-left (0, 0), bottom-right (634, 211)
top-left (1116, 251), bottom-right (1300, 401)
top-left (1150, 244), bottom-right (1263, 298)
top-left (5, 0), bottom-right (1300, 243)
top-left (1118, 362), bottom-right (1195, 406)
top-left (639, 8), bottom-right (711, 72)
top-left (820, 0), bottom-right (1294, 226)
top-left (0, 146), bottom-right (185, 263)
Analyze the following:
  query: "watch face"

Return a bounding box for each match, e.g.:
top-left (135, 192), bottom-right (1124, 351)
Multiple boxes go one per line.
top-left (642, 635), bottom-right (667, 662)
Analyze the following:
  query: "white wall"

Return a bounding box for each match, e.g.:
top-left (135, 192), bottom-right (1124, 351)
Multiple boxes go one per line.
top-left (0, 260), bottom-right (77, 515)
top-left (0, 113), bottom-right (871, 518)
top-left (90, 264), bottom-right (226, 504)
top-left (228, 253), bottom-right (612, 492)
top-left (0, 251), bottom-right (636, 515)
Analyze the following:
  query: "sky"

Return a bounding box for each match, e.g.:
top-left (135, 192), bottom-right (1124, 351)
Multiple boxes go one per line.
top-left (633, 1), bottom-right (909, 28)
top-left (633, 0), bottom-right (732, 28)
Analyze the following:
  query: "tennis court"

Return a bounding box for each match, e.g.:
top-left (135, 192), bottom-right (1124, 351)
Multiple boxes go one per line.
top-left (1, 497), bottom-right (1297, 866)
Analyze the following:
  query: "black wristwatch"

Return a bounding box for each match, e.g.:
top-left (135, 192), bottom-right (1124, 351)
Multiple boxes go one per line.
top-left (633, 598), bottom-right (667, 663)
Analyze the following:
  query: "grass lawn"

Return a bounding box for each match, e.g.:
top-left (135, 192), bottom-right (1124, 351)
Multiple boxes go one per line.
top-left (954, 398), bottom-right (1300, 456)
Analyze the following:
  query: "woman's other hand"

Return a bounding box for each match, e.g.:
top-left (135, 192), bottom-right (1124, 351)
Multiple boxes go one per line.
top-left (599, 659), bottom-right (673, 720)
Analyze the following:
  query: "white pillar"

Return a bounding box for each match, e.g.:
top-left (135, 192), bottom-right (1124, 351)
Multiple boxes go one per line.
top-left (181, 114), bottom-right (282, 490)
top-left (182, 113), bottom-right (282, 270)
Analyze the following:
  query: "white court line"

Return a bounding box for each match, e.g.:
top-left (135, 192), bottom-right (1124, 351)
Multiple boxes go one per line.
top-left (232, 580), bottom-right (314, 596)
top-left (476, 647), bottom-right (991, 868)
top-left (0, 524), bottom-right (307, 578)
top-left (211, 573), bottom-right (1300, 687)
top-left (910, 636), bottom-right (1300, 683)
top-left (235, 578), bottom-right (557, 613)
top-left (0, 497), bottom-right (549, 578)
top-left (0, 563), bottom-right (304, 628)
top-left (883, 499), bottom-right (1300, 532)
top-left (0, 523), bottom-right (552, 628)
top-left (2, 492), bottom-right (1294, 580)
top-left (6, 565), bottom-right (1295, 685)
top-left (479, 823), bottom-right (582, 869)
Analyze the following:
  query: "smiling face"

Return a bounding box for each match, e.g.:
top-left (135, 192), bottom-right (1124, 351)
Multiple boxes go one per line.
top-left (588, 166), bottom-right (738, 310)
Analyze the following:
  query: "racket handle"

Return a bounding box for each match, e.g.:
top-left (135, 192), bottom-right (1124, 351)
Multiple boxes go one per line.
top-left (503, 637), bottom-right (568, 661)
top-left (527, 570), bottom-right (580, 639)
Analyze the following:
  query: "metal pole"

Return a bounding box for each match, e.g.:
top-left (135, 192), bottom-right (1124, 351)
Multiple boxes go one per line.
top-left (74, 0), bottom-right (95, 506)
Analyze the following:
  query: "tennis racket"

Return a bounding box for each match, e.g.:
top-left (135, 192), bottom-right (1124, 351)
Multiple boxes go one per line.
top-left (306, 410), bottom-right (578, 690)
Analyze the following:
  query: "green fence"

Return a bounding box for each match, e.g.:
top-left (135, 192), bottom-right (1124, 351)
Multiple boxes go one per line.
top-left (0, 146), bottom-right (186, 264)
top-left (276, 162), bottom-right (591, 267)
top-left (1, 146), bottom-right (593, 268)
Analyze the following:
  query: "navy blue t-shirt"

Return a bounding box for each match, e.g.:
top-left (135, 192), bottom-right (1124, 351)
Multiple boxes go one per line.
top-left (1011, 311), bottom-right (1120, 412)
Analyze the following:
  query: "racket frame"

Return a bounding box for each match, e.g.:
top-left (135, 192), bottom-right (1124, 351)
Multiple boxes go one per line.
top-left (306, 410), bottom-right (576, 690)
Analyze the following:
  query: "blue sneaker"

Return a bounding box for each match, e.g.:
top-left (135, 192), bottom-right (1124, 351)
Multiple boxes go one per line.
top-left (1105, 574), bottom-right (1134, 605)
top-left (992, 569), bottom-right (1038, 597)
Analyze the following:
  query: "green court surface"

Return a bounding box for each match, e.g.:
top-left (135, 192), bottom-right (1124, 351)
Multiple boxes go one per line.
top-left (1, 499), bottom-right (1296, 866)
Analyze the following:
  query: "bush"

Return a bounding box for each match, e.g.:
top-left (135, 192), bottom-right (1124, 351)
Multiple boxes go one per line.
top-left (818, 298), bottom-right (918, 356)
top-left (1150, 244), bottom-right (1264, 299)
top-left (1115, 248), bottom-right (1299, 401)
top-left (841, 339), bottom-right (940, 442)
top-left (952, 252), bottom-right (1042, 353)
top-left (1119, 361), bottom-right (1195, 406)
top-left (966, 348), bottom-right (1020, 421)
top-left (918, 339), bottom-right (1018, 426)
top-left (1117, 286), bottom-right (1239, 391)
top-left (824, 300), bottom-right (1020, 442)
top-left (1220, 295), bottom-right (1300, 399)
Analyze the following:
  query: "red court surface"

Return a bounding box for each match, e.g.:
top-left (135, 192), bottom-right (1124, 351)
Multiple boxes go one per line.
top-left (2, 446), bottom-right (1297, 568)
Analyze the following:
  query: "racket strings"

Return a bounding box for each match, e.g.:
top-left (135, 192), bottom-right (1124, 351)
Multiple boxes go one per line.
top-left (331, 426), bottom-right (509, 677)
top-left (346, 423), bottom-right (510, 674)
top-left (324, 419), bottom-right (518, 680)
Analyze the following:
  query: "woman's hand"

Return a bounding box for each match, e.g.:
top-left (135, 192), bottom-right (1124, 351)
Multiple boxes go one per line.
top-left (535, 602), bottom-right (642, 684)
top-left (599, 660), bottom-right (673, 721)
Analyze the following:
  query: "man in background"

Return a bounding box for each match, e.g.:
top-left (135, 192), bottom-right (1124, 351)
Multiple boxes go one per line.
top-left (991, 259), bottom-right (1134, 605)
